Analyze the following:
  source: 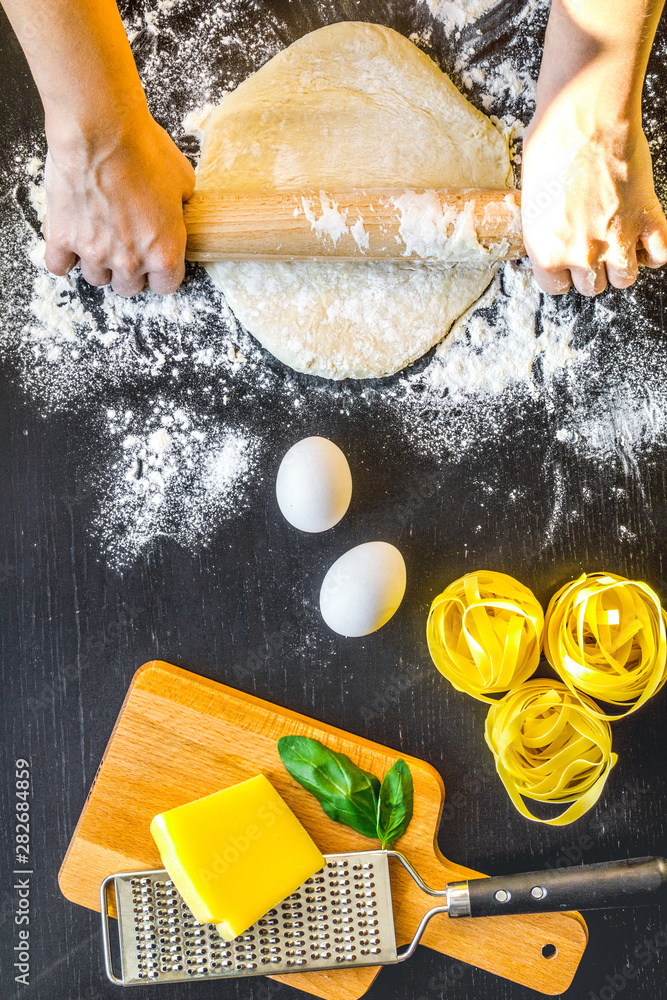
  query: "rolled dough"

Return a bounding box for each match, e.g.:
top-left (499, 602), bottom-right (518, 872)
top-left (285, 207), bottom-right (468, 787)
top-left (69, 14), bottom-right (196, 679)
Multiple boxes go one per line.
top-left (198, 22), bottom-right (512, 380)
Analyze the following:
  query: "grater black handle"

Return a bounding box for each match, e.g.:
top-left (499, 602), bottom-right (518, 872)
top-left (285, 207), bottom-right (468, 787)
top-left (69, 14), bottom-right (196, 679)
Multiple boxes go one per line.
top-left (448, 857), bottom-right (667, 918)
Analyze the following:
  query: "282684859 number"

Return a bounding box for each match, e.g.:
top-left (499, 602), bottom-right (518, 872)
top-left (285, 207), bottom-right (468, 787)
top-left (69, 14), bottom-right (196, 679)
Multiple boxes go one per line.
top-left (15, 759), bottom-right (30, 864)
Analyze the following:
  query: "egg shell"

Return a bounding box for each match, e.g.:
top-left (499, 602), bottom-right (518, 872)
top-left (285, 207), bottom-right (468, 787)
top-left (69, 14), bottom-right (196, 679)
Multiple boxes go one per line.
top-left (320, 541), bottom-right (407, 637)
top-left (276, 437), bottom-right (352, 533)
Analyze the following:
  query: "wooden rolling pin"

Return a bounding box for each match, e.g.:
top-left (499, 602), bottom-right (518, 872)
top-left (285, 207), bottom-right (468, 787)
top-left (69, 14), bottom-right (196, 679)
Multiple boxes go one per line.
top-left (184, 188), bottom-right (525, 263)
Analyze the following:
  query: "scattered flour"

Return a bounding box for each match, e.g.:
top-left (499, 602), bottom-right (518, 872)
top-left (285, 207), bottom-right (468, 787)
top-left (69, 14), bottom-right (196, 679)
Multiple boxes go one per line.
top-left (422, 262), bottom-right (579, 400)
top-left (420, 0), bottom-right (546, 38)
top-left (421, 0), bottom-right (505, 37)
top-left (100, 403), bottom-right (258, 563)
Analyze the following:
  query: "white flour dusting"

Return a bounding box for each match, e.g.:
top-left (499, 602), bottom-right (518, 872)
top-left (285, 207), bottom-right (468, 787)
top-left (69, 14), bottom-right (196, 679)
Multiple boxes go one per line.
top-left (422, 262), bottom-right (579, 400)
top-left (420, 0), bottom-right (546, 38)
top-left (100, 403), bottom-right (258, 563)
top-left (0, 0), bottom-right (666, 566)
top-left (422, 0), bottom-right (504, 36)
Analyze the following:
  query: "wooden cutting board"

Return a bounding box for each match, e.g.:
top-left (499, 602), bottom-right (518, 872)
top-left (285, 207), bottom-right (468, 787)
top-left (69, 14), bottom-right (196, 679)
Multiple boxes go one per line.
top-left (59, 661), bottom-right (588, 998)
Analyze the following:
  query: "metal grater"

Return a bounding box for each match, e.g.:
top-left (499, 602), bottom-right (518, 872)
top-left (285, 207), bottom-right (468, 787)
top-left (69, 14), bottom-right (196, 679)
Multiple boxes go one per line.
top-left (101, 851), bottom-right (405, 986)
top-left (101, 850), bottom-right (667, 986)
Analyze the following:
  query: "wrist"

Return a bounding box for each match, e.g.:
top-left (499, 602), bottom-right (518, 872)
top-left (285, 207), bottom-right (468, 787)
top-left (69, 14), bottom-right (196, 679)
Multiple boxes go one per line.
top-left (535, 0), bottom-right (650, 132)
top-left (44, 88), bottom-right (150, 156)
top-left (530, 63), bottom-right (642, 156)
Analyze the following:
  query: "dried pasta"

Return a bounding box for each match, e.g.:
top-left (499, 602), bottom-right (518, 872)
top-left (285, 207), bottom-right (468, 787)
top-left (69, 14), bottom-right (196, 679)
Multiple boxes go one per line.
top-left (544, 572), bottom-right (667, 719)
top-left (426, 570), bottom-right (544, 703)
top-left (484, 680), bottom-right (617, 826)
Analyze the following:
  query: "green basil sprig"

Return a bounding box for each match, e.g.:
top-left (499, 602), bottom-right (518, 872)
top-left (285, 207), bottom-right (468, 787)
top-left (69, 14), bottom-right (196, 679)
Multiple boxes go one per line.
top-left (277, 736), bottom-right (413, 849)
top-left (376, 759), bottom-right (413, 849)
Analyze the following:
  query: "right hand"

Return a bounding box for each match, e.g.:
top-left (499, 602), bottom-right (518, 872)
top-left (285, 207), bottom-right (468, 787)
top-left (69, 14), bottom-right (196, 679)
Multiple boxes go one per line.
top-left (521, 107), bottom-right (667, 297)
top-left (43, 107), bottom-right (195, 296)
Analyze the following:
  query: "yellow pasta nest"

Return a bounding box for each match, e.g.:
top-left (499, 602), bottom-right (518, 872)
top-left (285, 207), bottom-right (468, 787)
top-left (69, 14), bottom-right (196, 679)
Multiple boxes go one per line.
top-left (426, 570), bottom-right (544, 703)
top-left (484, 680), bottom-right (617, 826)
top-left (544, 572), bottom-right (667, 719)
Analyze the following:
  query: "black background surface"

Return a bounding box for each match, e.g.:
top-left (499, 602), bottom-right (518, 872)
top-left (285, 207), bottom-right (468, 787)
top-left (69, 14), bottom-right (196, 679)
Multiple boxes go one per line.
top-left (1, 2), bottom-right (666, 1000)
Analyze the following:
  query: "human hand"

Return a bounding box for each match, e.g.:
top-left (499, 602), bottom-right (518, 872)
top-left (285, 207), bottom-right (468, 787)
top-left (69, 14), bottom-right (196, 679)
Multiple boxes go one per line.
top-left (522, 107), bottom-right (667, 297)
top-left (43, 109), bottom-right (195, 296)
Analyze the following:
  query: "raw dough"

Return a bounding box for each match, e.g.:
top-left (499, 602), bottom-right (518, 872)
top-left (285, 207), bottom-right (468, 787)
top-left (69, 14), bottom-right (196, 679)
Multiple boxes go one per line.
top-left (198, 22), bottom-right (512, 380)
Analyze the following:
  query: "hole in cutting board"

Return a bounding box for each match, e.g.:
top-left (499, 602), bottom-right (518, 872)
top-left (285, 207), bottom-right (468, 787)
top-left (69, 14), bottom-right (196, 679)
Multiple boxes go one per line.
top-left (541, 943), bottom-right (557, 959)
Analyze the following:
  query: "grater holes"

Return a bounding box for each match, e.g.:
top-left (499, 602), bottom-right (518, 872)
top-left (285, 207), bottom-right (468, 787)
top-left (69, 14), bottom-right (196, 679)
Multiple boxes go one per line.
top-left (122, 852), bottom-right (392, 983)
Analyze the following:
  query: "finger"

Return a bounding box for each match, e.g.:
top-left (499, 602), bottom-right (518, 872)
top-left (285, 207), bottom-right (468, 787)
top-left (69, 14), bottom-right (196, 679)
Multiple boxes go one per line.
top-left (111, 272), bottom-right (147, 297)
top-left (530, 261), bottom-right (572, 295)
top-left (78, 260), bottom-right (112, 287)
top-left (601, 221), bottom-right (638, 289)
top-left (147, 227), bottom-right (187, 295)
top-left (147, 264), bottom-right (185, 295)
top-left (44, 243), bottom-right (78, 276)
top-left (639, 205), bottom-right (667, 269)
top-left (570, 263), bottom-right (607, 297)
top-left (147, 247), bottom-right (186, 296)
top-left (606, 245), bottom-right (638, 290)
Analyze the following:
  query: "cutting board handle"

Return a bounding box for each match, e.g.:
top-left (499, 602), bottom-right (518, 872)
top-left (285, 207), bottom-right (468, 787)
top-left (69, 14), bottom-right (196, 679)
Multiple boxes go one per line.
top-left (388, 844), bottom-right (589, 991)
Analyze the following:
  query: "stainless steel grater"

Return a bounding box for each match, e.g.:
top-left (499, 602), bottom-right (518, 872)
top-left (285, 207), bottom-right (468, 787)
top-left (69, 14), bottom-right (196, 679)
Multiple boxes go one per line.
top-left (101, 851), bottom-right (402, 985)
top-left (101, 851), bottom-right (667, 986)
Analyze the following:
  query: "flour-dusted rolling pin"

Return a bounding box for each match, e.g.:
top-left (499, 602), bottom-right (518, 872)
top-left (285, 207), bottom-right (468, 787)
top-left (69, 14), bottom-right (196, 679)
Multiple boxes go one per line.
top-left (184, 188), bottom-right (525, 263)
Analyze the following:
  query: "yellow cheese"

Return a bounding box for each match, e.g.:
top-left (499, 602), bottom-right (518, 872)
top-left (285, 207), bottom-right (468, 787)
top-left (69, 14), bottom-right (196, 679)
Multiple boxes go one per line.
top-left (150, 774), bottom-right (325, 940)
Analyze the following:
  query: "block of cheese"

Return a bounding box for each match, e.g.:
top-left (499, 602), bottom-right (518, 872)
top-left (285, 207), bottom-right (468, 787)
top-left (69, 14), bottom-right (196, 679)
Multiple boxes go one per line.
top-left (150, 774), bottom-right (325, 940)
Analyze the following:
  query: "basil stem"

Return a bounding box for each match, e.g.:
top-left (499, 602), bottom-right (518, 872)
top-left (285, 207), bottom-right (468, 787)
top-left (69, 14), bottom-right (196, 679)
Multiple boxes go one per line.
top-left (376, 759), bottom-right (414, 849)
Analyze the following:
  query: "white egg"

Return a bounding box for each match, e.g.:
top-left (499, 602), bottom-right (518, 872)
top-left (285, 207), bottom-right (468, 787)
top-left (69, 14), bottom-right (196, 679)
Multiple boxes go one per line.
top-left (276, 436), bottom-right (352, 533)
top-left (320, 541), bottom-right (406, 637)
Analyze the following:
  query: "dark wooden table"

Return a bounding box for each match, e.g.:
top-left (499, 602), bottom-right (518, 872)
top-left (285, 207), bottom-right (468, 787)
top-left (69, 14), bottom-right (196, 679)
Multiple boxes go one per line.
top-left (1, 2), bottom-right (666, 999)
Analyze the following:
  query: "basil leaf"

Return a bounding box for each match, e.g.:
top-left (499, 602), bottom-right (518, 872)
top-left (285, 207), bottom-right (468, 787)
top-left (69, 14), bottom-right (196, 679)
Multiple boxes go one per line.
top-left (376, 759), bottom-right (413, 849)
top-left (278, 735), bottom-right (380, 839)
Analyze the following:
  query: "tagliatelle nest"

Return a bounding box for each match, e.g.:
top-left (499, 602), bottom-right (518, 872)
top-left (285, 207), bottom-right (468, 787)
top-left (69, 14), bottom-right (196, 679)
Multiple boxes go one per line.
top-left (426, 570), bottom-right (544, 703)
top-left (544, 572), bottom-right (667, 719)
top-left (484, 680), bottom-right (617, 826)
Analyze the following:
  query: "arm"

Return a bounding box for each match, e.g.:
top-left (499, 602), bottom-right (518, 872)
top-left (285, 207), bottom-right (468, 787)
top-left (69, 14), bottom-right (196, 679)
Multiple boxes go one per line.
top-left (2, 0), bottom-right (195, 296)
top-left (522, 0), bottom-right (667, 296)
